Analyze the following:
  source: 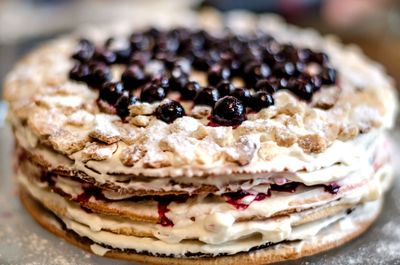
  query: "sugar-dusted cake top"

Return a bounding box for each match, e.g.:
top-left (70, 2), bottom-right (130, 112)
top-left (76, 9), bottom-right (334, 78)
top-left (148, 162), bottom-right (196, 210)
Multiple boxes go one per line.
top-left (4, 11), bottom-right (397, 178)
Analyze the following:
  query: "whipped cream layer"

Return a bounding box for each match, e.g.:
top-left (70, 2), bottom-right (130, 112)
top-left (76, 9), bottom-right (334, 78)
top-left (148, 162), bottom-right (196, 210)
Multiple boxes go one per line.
top-left (19, 168), bottom-right (382, 256)
top-left (80, 200), bottom-right (379, 257)
top-left (19, 156), bottom-right (390, 222)
top-left (17, 148), bottom-right (391, 244)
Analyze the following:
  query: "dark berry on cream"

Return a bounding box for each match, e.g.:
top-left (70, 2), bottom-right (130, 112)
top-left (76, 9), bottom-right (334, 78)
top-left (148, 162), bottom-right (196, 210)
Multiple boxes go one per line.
top-left (69, 63), bottom-right (90, 82)
top-left (140, 83), bottom-right (166, 103)
top-left (207, 64), bottom-right (230, 86)
top-left (212, 96), bottom-right (246, 126)
top-left (116, 91), bottom-right (138, 119)
top-left (68, 27), bottom-right (339, 126)
top-left (194, 86), bottom-right (220, 107)
top-left (311, 52), bottom-right (329, 65)
top-left (87, 62), bottom-right (112, 88)
top-left (129, 51), bottom-right (151, 67)
top-left (243, 62), bottom-right (270, 86)
top-left (72, 39), bottom-right (95, 62)
top-left (320, 67), bottom-right (337, 85)
top-left (99, 81), bottom-right (125, 105)
top-left (288, 77), bottom-right (315, 101)
top-left (93, 47), bottom-right (117, 65)
top-left (216, 80), bottom-right (235, 97)
top-left (181, 81), bottom-right (201, 100)
top-left (255, 79), bottom-right (277, 94)
top-left (250, 91), bottom-right (274, 111)
top-left (230, 88), bottom-right (252, 107)
top-left (121, 65), bottom-right (148, 90)
top-left (155, 100), bottom-right (186, 123)
top-left (169, 66), bottom-right (189, 91)
top-left (273, 62), bottom-right (296, 78)
top-left (114, 47), bottom-right (132, 64)
top-left (297, 48), bottom-right (313, 62)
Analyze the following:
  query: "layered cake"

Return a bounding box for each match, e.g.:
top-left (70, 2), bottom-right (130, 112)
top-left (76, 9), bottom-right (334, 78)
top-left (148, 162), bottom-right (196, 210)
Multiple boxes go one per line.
top-left (4, 11), bottom-right (397, 264)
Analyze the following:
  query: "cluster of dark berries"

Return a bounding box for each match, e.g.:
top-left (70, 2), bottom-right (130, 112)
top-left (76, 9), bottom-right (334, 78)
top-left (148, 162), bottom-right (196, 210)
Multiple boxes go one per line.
top-left (69, 27), bottom-right (337, 125)
top-left (185, 80), bottom-right (274, 126)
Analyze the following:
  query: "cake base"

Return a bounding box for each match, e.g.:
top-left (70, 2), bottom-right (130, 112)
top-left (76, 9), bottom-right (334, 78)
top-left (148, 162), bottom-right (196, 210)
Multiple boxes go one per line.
top-left (19, 187), bottom-right (380, 265)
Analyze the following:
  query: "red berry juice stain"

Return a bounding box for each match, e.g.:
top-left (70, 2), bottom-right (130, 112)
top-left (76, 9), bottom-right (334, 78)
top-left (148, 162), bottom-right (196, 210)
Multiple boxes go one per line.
top-left (157, 201), bottom-right (174, 227)
top-left (223, 190), bottom-right (270, 210)
top-left (324, 183), bottom-right (340, 194)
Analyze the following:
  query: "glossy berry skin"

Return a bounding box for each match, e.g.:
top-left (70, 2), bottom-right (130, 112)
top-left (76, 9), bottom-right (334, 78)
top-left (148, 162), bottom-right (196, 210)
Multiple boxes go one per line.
top-left (155, 52), bottom-right (176, 70)
top-left (280, 44), bottom-right (298, 62)
top-left (121, 65), bottom-right (148, 90)
top-left (87, 62), bottom-right (112, 88)
top-left (129, 51), bottom-right (151, 67)
top-left (192, 50), bottom-right (212, 71)
top-left (207, 64), bottom-right (230, 86)
top-left (72, 39), bottom-right (95, 62)
top-left (311, 75), bottom-right (323, 91)
top-left (93, 47), bottom-right (117, 65)
top-left (297, 48), bottom-right (313, 62)
top-left (212, 96), bottom-right (246, 126)
top-left (311, 52), bottom-right (329, 65)
top-left (115, 91), bottom-right (138, 119)
top-left (194, 86), bottom-right (220, 107)
top-left (230, 88), bottom-right (252, 107)
top-left (255, 79), bottom-right (276, 94)
top-left (130, 33), bottom-right (152, 51)
top-left (263, 76), bottom-right (286, 91)
top-left (243, 62), bottom-right (270, 86)
top-left (273, 62), bottom-right (296, 78)
top-left (320, 67), bottom-right (337, 85)
top-left (114, 47), bottom-right (132, 64)
top-left (68, 27), bottom-right (340, 125)
top-left (250, 91), bottom-right (274, 112)
top-left (216, 80), bottom-right (235, 97)
top-left (99, 81), bottom-right (125, 105)
top-left (288, 78), bottom-right (315, 101)
top-left (169, 66), bottom-right (188, 91)
top-left (295, 62), bottom-right (306, 75)
top-left (181, 81), bottom-right (201, 100)
top-left (155, 100), bottom-right (186, 123)
top-left (69, 63), bottom-right (90, 82)
top-left (140, 83), bottom-right (166, 103)
top-left (152, 75), bottom-right (170, 90)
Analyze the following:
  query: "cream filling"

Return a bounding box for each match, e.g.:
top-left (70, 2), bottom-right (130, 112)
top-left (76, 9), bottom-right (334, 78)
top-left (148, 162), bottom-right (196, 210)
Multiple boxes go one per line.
top-left (61, 200), bottom-right (380, 257)
top-left (53, 160), bottom-right (391, 224)
top-left (16, 172), bottom-right (349, 245)
top-left (75, 129), bottom-right (381, 178)
top-left (166, 163), bottom-right (389, 226)
top-left (50, 156), bottom-right (373, 199)
top-left (12, 118), bottom-right (388, 195)
top-left (18, 160), bottom-right (391, 247)
top-left (19, 155), bottom-right (392, 225)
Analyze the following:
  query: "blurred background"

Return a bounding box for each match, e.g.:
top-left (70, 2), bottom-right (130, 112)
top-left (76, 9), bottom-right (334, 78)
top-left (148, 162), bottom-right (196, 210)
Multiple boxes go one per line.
top-left (0, 0), bottom-right (399, 125)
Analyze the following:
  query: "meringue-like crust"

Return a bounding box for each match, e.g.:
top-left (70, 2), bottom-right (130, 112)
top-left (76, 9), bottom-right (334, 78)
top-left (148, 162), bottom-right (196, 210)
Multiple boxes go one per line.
top-left (4, 10), bottom-right (397, 178)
